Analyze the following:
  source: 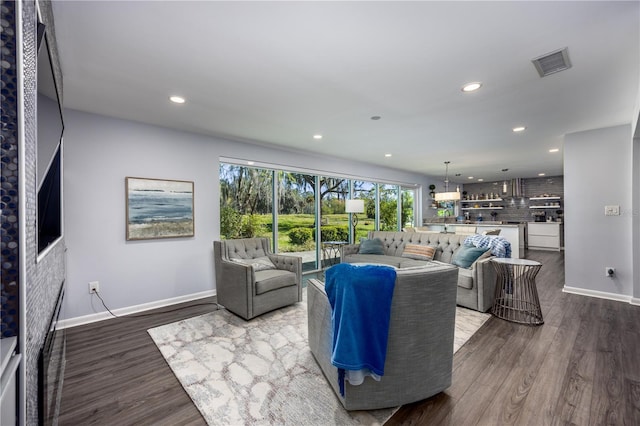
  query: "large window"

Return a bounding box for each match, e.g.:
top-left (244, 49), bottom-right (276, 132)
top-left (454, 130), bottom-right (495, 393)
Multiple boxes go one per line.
top-left (220, 162), bottom-right (418, 273)
top-left (219, 164), bottom-right (273, 244)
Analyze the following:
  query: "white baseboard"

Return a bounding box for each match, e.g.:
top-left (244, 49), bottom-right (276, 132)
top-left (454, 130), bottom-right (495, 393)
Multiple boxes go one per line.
top-left (563, 286), bottom-right (634, 304)
top-left (631, 298), bottom-right (640, 306)
top-left (58, 290), bottom-right (217, 329)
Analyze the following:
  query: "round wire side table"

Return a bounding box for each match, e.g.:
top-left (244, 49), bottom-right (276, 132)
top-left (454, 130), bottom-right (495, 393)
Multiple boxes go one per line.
top-left (491, 258), bottom-right (544, 325)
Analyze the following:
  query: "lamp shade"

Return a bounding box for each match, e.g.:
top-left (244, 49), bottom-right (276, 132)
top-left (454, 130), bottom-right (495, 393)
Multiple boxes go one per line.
top-left (345, 199), bottom-right (365, 213)
top-left (434, 192), bottom-right (461, 201)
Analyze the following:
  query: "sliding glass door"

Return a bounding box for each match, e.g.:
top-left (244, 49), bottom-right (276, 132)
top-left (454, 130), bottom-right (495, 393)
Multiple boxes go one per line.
top-left (401, 187), bottom-right (416, 229)
top-left (352, 180), bottom-right (376, 242)
top-left (379, 184), bottom-right (399, 231)
top-left (277, 171), bottom-right (317, 272)
top-left (220, 162), bottom-right (417, 273)
top-left (219, 164), bottom-right (273, 244)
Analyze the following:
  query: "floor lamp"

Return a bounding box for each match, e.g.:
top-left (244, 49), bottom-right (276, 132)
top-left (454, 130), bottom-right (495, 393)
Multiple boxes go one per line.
top-left (345, 199), bottom-right (365, 242)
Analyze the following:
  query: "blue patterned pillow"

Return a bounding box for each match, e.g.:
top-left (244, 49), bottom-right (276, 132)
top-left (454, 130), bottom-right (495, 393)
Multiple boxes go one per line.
top-left (358, 238), bottom-right (385, 255)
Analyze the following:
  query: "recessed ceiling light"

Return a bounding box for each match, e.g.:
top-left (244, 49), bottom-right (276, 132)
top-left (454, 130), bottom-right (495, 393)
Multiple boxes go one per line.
top-left (477, 178), bottom-right (484, 182)
top-left (512, 126), bottom-right (526, 132)
top-left (384, 153), bottom-right (392, 157)
top-left (247, 161), bottom-right (255, 165)
top-left (549, 148), bottom-right (559, 153)
top-left (461, 82), bottom-right (482, 92)
top-left (468, 176), bottom-right (474, 180)
top-left (313, 134), bottom-right (323, 140)
top-left (538, 173), bottom-right (546, 176)
top-left (169, 95), bottom-right (186, 104)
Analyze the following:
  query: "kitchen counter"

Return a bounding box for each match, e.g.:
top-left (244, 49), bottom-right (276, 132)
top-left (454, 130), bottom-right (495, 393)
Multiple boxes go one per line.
top-left (423, 220), bottom-right (516, 226)
top-left (421, 222), bottom-right (525, 258)
top-left (527, 222), bottom-right (563, 251)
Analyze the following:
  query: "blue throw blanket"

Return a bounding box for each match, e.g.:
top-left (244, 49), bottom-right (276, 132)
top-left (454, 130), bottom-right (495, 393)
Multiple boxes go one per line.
top-left (464, 234), bottom-right (512, 258)
top-left (324, 263), bottom-right (397, 396)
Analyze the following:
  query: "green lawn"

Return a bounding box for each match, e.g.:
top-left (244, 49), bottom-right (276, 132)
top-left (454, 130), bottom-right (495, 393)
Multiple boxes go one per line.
top-left (252, 213), bottom-right (374, 252)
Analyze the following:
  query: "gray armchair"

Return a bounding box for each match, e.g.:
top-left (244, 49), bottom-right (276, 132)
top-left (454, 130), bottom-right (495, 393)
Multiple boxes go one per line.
top-left (213, 238), bottom-right (302, 320)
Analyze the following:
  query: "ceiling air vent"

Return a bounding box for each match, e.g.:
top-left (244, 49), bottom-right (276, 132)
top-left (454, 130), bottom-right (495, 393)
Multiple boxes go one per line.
top-left (532, 47), bottom-right (572, 77)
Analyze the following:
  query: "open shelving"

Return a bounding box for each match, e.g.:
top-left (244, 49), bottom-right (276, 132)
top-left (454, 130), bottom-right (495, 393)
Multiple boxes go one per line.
top-left (461, 197), bottom-right (503, 210)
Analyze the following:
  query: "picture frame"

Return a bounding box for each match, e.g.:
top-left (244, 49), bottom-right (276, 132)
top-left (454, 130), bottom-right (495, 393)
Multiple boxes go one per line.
top-left (125, 177), bottom-right (194, 240)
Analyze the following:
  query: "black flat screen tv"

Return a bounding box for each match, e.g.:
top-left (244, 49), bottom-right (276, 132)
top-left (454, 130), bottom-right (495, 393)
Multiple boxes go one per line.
top-left (36, 23), bottom-right (64, 255)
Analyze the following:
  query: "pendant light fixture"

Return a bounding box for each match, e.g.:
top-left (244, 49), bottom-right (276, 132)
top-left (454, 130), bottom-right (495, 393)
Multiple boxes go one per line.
top-left (434, 161), bottom-right (461, 201)
top-left (502, 168), bottom-right (509, 194)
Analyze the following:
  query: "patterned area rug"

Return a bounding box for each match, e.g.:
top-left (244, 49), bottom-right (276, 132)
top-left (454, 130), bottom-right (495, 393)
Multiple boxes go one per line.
top-left (148, 293), bottom-right (490, 425)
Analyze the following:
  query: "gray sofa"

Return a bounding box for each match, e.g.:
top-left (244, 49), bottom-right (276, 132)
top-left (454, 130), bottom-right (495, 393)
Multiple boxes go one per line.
top-left (307, 262), bottom-right (458, 410)
top-left (341, 231), bottom-right (497, 312)
top-left (213, 238), bottom-right (302, 320)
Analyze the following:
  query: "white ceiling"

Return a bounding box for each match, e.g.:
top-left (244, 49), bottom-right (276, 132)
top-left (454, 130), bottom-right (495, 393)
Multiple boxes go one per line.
top-left (51, 1), bottom-right (640, 183)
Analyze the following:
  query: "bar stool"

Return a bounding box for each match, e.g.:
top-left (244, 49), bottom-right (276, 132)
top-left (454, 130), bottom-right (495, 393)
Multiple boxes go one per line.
top-left (491, 258), bottom-right (544, 325)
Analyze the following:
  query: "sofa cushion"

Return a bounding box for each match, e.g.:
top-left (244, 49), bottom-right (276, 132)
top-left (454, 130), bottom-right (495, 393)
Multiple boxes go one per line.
top-left (343, 254), bottom-right (402, 267)
top-left (359, 238), bottom-right (385, 255)
top-left (402, 244), bottom-right (436, 261)
top-left (398, 259), bottom-right (431, 269)
top-left (254, 269), bottom-right (296, 295)
top-left (451, 245), bottom-right (488, 268)
top-left (231, 256), bottom-right (277, 271)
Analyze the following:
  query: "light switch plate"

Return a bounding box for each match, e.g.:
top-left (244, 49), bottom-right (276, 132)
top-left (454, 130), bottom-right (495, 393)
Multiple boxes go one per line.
top-left (604, 205), bottom-right (620, 216)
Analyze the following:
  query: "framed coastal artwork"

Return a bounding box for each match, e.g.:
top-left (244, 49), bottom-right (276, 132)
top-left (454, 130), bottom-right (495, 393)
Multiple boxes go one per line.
top-left (125, 177), bottom-right (194, 240)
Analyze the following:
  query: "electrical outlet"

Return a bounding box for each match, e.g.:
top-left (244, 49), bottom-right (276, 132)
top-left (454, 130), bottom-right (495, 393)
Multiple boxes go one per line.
top-left (604, 205), bottom-right (620, 216)
top-left (605, 267), bottom-right (615, 277)
top-left (89, 281), bottom-right (100, 294)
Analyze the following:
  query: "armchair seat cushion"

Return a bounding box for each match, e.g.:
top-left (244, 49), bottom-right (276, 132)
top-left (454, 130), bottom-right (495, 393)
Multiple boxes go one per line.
top-left (254, 269), bottom-right (297, 295)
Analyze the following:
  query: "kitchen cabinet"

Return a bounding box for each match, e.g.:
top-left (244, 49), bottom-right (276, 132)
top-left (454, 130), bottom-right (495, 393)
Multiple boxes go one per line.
top-left (527, 222), bottom-right (563, 251)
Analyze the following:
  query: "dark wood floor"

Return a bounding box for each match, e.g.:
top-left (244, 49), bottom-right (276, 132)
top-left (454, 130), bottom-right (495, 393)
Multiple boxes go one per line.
top-left (58, 250), bottom-right (640, 425)
top-left (387, 250), bottom-right (640, 426)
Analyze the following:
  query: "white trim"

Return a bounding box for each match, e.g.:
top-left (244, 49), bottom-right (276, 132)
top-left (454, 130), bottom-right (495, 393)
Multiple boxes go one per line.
top-left (58, 290), bottom-right (216, 329)
top-left (631, 298), bottom-right (640, 306)
top-left (563, 285), bottom-right (634, 304)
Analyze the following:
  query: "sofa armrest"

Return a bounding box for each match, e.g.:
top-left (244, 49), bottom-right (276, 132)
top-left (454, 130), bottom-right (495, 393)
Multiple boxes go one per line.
top-left (216, 258), bottom-right (255, 313)
top-left (341, 244), bottom-right (360, 257)
top-left (472, 256), bottom-right (498, 312)
top-left (268, 253), bottom-right (302, 274)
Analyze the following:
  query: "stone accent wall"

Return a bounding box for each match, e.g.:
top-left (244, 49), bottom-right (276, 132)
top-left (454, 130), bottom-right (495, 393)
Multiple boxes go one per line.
top-left (1, 0), bottom-right (20, 338)
top-left (1, 0), bottom-right (66, 423)
top-left (461, 176), bottom-right (564, 223)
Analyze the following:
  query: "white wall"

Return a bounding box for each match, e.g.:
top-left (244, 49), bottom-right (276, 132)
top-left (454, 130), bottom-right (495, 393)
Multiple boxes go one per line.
top-left (564, 124), bottom-right (634, 299)
top-left (63, 109), bottom-right (434, 320)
